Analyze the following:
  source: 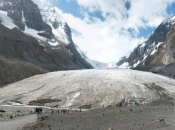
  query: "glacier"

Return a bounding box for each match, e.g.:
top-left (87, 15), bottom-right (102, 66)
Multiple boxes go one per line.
top-left (0, 69), bottom-right (175, 109)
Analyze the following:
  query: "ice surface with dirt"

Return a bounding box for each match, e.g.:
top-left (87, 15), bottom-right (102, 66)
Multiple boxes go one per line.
top-left (0, 69), bottom-right (175, 109)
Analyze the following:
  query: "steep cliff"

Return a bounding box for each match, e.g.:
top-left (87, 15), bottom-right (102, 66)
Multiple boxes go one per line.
top-left (32, 0), bottom-right (93, 69)
top-left (117, 15), bottom-right (175, 76)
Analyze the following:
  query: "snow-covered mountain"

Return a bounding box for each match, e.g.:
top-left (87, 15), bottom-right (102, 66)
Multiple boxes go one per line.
top-left (0, 0), bottom-right (93, 70)
top-left (117, 15), bottom-right (175, 76)
top-left (85, 59), bottom-right (117, 69)
top-left (75, 45), bottom-right (118, 68)
top-left (0, 0), bottom-right (71, 44)
top-left (32, 0), bottom-right (69, 44)
top-left (0, 0), bottom-right (93, 86)
top-left (0, 0), bottom-right (70, 44)
top-left (0, 0), bottom-right (54, 39)
top-left (32, 0), bottom-right (111, 69)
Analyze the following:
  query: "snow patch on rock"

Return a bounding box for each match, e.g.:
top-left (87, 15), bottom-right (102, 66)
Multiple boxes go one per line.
top-left (21, 11), bottom-right (47, 41)
top-left (32, 0), bottom-right (70, 44)
top-left (119, 62), bottom-right (129, 68)
top-left (0, 11), bottom-right (17, 29)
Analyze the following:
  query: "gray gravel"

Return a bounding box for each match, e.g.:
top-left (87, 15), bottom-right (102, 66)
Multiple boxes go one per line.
top-left (22, 100), bottom-right (175, 130)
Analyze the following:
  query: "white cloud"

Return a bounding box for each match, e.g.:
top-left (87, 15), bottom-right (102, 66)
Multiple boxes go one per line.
top-left (50, 0), bottom-right (175, 63)
top-left (62, 12), bottom-right (139, 62)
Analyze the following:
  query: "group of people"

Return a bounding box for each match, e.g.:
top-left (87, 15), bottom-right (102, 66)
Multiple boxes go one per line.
top-left (32, 107), bottom-right (83, 115)
top-left (34, 107), bottom-right (43, 114)
top-left (169, 74), bottom-right (175, 80)
top-left (34, 107), bottom-right (43, 119)
top-left (51, 109), bottom-right (70, 115)
top-left (50, 108), bottom-right (82, 115)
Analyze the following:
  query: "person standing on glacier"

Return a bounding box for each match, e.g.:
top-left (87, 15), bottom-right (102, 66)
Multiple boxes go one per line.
top-left (172, 102), bottom-right (174, 106)
top-left (170, 74), bottom-right (171, 80)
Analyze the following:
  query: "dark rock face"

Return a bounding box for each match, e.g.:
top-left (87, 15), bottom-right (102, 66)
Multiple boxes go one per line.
top-left (117, 16), bottom-right (175, 74)
top-left (0, 23), bottom-right (91, 86)
top-left (0, 23), bottom-right (92, 71)
top-left (150, 64), bottom-right (175, 76)
top-left (64, 23), bottom-right (92, 69)
top-left (0, 0), bottom-right (53, 38)
top-left (0, 54), bottom-right (47, 87)
top-left (0, 23), bottom-right (58, 70)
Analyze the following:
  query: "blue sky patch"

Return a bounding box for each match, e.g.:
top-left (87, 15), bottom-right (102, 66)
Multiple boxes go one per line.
top-left (166, 2), bottom-right (175, 15)
top-left (138, 26), bottom-right (155, 38)
top-left (125, 1), bottom-right (131, 10)
top-left (71, 28), bottom-right (83, 37)
top-left (88, 10), bottom-right (105, 22)
top-left (51, 0), bottom-right (84, 19)
top-left (50, 0), bottom-right (175, 39)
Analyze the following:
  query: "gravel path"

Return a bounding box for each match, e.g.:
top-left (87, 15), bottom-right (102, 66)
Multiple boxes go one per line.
top-left (22, 102), bottom-right (175, 130)
top-left (0, 114), bottom-right (37, 130)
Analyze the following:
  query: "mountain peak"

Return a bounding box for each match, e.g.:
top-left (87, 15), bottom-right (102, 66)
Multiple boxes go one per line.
top-left (117, 15), bottom-right (175, 76)
top-left (32, 0), bottom-right (70, 44)
top-left (32, 0), bottom-right (66, 23)
top-left (162, 15), bottom-right (175, 26)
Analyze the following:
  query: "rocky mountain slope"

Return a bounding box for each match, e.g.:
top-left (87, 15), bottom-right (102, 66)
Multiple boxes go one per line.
top-left (0, 0), bottom-right (93, 86)
top-left (0, 54), bottom-right (47, 87)
top-left (117, 15), bottom-right (175, 76)
top-left (31, 0), bottom-right (93, 69)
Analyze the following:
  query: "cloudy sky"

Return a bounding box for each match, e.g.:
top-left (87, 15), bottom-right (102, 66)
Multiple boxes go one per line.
top-left (50, 0), bottom-right (175, 63)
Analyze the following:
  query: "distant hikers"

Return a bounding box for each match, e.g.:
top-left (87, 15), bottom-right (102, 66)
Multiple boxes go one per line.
top-left (51, 109), bottom-right (54, 115)
top-left (169, 74), bottom-right (175, 80)
top-left (35, 108), bottom-right (39, 114)
top-left (172, 102), bottom-right (174, 106)
top-left (34, 107), bottom-right (43, 119)
top-left (35, 107), bottom-right (42, 114)
top-left (40, 108), bottom-right (42, 114)
top-left (47, 125), bottom-right (51, 130)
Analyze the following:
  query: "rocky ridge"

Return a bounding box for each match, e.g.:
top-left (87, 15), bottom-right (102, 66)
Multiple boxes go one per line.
top-left (117, 15), bottom-right (175, 76)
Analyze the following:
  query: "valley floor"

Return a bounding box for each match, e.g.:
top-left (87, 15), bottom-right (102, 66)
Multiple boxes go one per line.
top-left (0, 99), bottom-right (173, 130)
top-left (0, 100), bottom-right (175, 130)
top-left (0, 69), bottom-right (175, 130)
